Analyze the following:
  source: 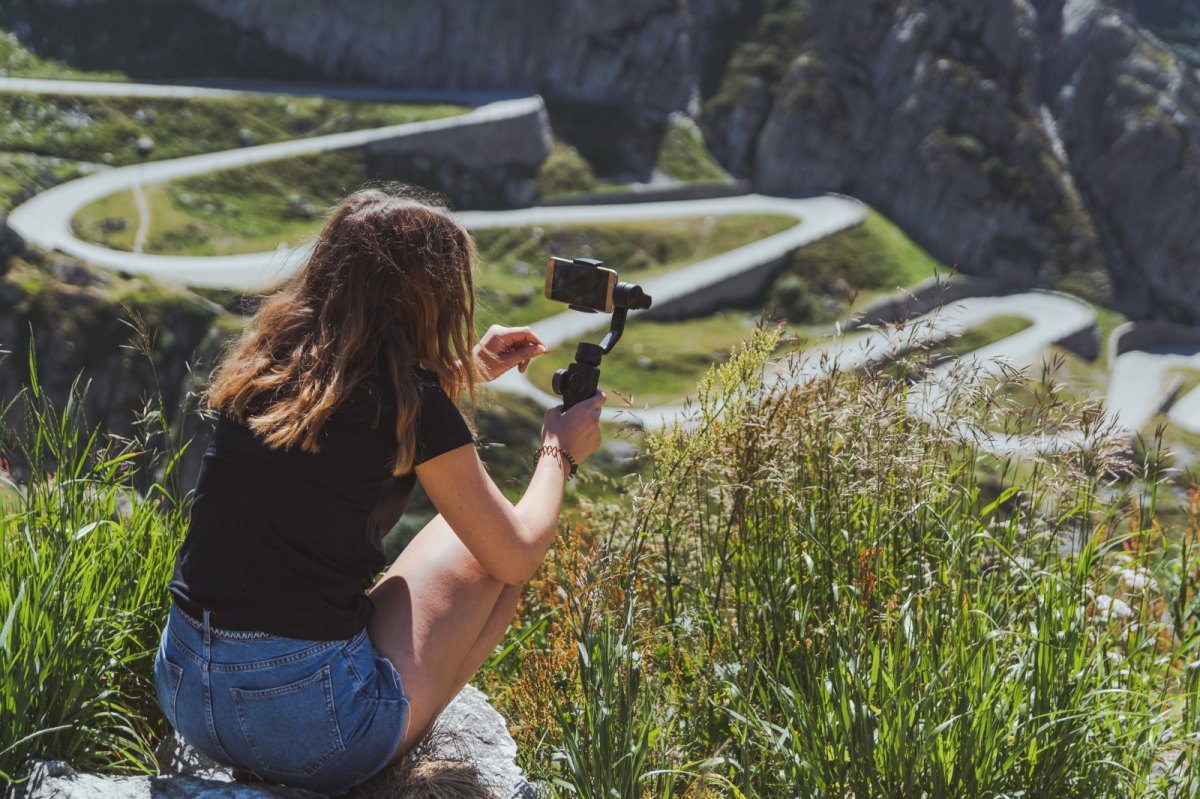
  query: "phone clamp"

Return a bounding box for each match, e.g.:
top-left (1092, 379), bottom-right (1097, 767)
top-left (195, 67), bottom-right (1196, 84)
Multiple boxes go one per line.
top-left (552, 282), bottom-right (651, 410)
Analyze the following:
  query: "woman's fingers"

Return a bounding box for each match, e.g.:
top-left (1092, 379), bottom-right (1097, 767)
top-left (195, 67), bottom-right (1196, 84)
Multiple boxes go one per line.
top-left (489, 325), bottom-right (544, 350)
top-left (501, 341), bottom-right (547, 365)
top-left (476, 327), bottom-right (549, 379)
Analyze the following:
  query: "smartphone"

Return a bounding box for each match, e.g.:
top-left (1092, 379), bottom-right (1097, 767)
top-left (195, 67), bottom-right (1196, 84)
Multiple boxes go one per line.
top-left (544, 257), bottom-right (616, 312)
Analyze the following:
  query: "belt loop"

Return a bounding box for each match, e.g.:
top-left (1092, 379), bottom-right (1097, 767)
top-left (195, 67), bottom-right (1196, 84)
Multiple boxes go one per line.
top-left (202, 608), bottom-right (212, 649)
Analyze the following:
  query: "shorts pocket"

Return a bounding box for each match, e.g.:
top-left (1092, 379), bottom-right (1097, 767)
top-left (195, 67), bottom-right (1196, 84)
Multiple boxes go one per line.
top-left (230, 664), bottom-right (346, 777)
top-left (153, 644), bottom-right (184, 728)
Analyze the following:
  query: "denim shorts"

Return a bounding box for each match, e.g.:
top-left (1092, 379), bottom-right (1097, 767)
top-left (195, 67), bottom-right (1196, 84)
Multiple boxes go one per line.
top-left (154, 602), bottom-right (409, 795)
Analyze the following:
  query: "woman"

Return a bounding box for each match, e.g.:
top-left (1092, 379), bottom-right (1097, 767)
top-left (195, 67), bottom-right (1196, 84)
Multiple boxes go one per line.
top-left (153, 186), bottom-right (606, 794)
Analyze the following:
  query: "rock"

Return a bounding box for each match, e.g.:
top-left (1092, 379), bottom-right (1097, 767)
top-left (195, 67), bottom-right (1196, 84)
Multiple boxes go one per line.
top-left (0, 254), bottom-right (223, 488)
top-left (238, 128), bottom-right (256, 147)
top-left (703, 0), bottom-right (1113, 301)
top-left (636, 355), bottom-right (656, 370)
top-left (26, 0), bottom-right (1200, 321)
top-left (6, 759), bottom-right (315, 799)
top-left (363, 102), bottom-right (552, 210)
top-left (136, 137), bottom-right (155, 157)
top-left (6, 687), bottom-right (535, 799)
top-left (178, 0), bottom-right (1200, 319)
top-left (184, 0), bottom-right (697, 115)
top-left (424, 685), bottom-right (534, 797)
top-left (1047, 0), bottom-right (1200, 321)
top-left (0, 214), bottom-right (25, 273)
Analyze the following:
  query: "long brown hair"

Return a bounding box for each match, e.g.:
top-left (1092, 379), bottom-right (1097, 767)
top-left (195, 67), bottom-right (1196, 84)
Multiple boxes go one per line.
top-left (207, 185), bottom-right (478, 475)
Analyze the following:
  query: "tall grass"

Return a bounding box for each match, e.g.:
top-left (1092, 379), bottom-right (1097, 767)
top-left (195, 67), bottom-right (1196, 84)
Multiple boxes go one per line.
top-left (490, 325), bottom-right (1200, 797)
top-left (9, 313), bottom-right (1200, 796)
top-left (0, 331), bottom-right (187, 782)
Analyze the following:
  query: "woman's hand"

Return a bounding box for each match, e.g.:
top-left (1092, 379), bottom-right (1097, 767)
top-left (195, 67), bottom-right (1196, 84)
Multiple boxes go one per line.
top-left (540, 391), bottom-right (606, 465)
top-left (473, 325), bottom-right (548, 382)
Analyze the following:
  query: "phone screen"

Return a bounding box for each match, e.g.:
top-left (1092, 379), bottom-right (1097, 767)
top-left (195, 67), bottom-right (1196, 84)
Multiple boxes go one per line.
top-left (545, 258), bottom-right (614, 311)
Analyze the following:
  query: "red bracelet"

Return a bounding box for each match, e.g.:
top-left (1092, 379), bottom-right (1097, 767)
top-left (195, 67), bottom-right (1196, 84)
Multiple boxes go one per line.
top-left (534, 444), bottom-right (577, 480)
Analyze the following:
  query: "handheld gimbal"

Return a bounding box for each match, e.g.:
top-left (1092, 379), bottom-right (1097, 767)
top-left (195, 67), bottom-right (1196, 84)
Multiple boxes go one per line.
top-left (545, 257), bottom-right (653, 410)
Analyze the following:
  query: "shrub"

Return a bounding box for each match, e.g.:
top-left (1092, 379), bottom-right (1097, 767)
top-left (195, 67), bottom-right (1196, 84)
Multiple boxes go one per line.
top-left (536, 140), bottom-right (598, 199)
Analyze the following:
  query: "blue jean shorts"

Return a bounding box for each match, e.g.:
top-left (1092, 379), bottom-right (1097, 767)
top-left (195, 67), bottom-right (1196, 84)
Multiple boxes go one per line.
top-left (154, 602), bottom-right (409, 795)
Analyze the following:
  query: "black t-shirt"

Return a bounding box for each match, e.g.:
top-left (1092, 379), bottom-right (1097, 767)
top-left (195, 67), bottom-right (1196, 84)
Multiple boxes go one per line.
top-left (167, 367), bottom-right (475, 640)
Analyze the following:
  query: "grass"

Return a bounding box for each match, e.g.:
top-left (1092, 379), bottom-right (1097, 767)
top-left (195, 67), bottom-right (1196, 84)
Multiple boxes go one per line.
top-left (0, 335), bottom-right (188, 782)
top-left (654, 115), bottom-right (730, 184)
top-left (71, 187), bottom-right (141, 251)
top-left (472, 215), bottom-right (796, 329)
top-left (0, 92), bottom-right (466, 166)
top-left (520, 206), bottom-right (946, 406)
top-left (74, 149), bottom-right (374, 255)
top-left (1160, 422), bottom-right (1200, 487)
top-left (1170, 366), bottom-right (1200, 402)
top-left (483, 329), bottom-right (1200, 797)
top-left (972, 358), bottom-right (1101, 437)
top-left (8, 325), bottom-right (1200, 796)
top-left (74, 136), bottom-right (782, 259)
top-left (535, 139), bottom-right (598, 200)
top-left (764, 208), bottom-right (944, 325)
top-left (0, 151), bottom-right (83, 212)
top-left (939, 314), bottom-right (1033, 358)
top-left (0, 28), bottom-right (126, 82)
top-left (526, 311), bottom-right (769, 406)
top-left (536, 113), bottom-right (730, 201)
top-left (847, 314), bottom-right (1035, 389)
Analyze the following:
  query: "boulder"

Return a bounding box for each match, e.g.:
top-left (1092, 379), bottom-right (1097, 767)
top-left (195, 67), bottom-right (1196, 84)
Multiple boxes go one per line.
top-left (7, 687), bottom-right (536, 799)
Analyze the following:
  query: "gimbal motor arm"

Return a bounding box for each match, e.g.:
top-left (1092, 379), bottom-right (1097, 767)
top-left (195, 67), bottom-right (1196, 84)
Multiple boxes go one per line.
top-left (552, 281), bottom-right (652, 410)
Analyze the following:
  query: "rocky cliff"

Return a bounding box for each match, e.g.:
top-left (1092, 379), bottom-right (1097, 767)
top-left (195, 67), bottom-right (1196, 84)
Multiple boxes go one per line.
top-left (0, 245), bottom-right (225, 483)
top-left (699, 0), bottom-right (1200, 319)
top-left (109, 0), bottom-right (1199, 321)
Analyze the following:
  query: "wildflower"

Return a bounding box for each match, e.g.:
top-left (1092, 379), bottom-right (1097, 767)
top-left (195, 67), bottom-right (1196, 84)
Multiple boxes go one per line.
top-left (1118, 567), bottom-right (1158, 594)
top-left (1090, 594), bottom-right (1133, 622)
top-left (1008, 555), bottom-right (1034, 575)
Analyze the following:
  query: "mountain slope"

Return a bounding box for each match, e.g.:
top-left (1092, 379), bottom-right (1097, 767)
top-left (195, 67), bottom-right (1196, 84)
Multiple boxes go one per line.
top-left (21, 0), bottom-right (1200, 320)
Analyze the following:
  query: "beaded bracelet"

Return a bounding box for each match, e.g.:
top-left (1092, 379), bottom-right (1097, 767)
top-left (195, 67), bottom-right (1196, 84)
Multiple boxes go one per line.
top-left (534, 444), bottom-right (578, 481)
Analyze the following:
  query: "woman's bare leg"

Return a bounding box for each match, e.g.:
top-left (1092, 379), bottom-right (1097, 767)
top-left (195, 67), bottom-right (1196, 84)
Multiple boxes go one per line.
top-left (366, 513), bottom-right (525, 761)
top-left (451, 583), bottom-right (522, 688)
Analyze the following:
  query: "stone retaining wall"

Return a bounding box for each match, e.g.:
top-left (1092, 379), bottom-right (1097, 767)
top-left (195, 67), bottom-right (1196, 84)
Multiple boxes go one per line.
top-left (541, 180), bottom-right (751, 207)
top-left (1109, 320), bottom-right (1200, 362)
top-left (366, 104), bottom-right (553, 210)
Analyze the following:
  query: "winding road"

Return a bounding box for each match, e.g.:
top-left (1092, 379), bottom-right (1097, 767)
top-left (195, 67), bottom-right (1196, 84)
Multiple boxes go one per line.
top-left (1107, 349), bottom-right (1200, 437)
top-left (5, 76), bottom-right (1199, 453)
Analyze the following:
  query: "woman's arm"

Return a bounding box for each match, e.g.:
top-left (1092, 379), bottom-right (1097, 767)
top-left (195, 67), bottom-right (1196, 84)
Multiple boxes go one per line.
top-left (414, 391), bottom-right (606, 584)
